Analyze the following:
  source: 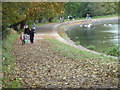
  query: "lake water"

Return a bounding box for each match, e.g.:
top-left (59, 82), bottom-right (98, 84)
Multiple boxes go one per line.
top-left (65, 23), bottom-right (118, 52)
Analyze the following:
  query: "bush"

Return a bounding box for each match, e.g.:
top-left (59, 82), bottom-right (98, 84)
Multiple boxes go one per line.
top-left (75, 41), bottom-right (80, 45)
top-left (107, 46), bottom-right (118, 56)
top-left (51, 17), bottom-right (59, 23)
top-left (86, 45), bottom-right (95, 50)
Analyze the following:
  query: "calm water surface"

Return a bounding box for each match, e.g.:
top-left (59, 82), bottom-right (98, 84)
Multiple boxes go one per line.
top-left (66, 23), bottom-right (118, 51)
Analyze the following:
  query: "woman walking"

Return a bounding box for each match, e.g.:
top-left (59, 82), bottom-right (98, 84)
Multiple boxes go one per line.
top-left (29, 28), bottom-right (34, 43)
top-left (24, 25), bottom-right (30, 42)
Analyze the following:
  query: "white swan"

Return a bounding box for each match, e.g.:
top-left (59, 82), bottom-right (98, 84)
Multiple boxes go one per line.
top-left (87, 24), bottom-right (92, 28)
top-left (84, 24), bottom-right (92, 28)
top-left (80, 25), bottom-right (83, 27)
top-left (104, 24), bottom-right (107, 26)
top-left (84, 25), bottom-right (88, 27)
top-left (108, 24), bottom-right (112, 26)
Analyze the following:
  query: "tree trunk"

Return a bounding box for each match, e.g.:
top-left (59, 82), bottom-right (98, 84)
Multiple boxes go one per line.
top-left (13, 24), bottom-right (18, 31)
top-left (20, 21), bottom-right (25, 29)
top-left (38, 18), bottom-right (42, 23)
top-left (9, 23), bottom-right (19, 31)
top-left (49, 17), bottom-right (53, 22)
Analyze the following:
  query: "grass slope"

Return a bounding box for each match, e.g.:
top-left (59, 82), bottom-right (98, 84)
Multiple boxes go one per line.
top-left (2, 29), bottom-right (22, 88)
top-left (46, 39), bottom-right (118, 64)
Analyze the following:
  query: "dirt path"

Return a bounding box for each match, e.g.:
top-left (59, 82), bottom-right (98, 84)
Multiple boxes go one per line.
top-left (13, 18), bottom-right (118, 88)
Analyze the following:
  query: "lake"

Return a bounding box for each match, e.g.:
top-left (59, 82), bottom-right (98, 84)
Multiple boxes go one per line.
top-left (65, 23), bottom-right (118, 52)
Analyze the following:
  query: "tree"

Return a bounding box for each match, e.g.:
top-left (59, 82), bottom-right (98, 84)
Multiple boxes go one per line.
top-left (64, 2), bottom-right (118, 18)
top-left (2, 2), bottom-right (65, 30)
top-left (102, 2), bottom-right (118, 15)
top-left (64, 2), bottom-right (81, 18)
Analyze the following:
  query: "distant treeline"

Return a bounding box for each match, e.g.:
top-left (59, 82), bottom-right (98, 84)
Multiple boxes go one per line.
top-left (2, 2), bottom-right (118, 31)
top-left (64, 2), bottom-right (118, 18)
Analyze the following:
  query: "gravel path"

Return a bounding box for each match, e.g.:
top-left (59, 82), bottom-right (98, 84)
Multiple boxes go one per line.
top-left (13, 18), bottom-right (118, 88)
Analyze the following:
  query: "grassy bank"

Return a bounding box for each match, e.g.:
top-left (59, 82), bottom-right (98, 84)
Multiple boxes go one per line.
top-left (92, 14), bottom-right (117, 19)
top-left (2, 29), bottom-right (22, 88)
top-left (46, 39), bottom-right (118, 64)
top-left (36, 14), bottom-right (118, 28)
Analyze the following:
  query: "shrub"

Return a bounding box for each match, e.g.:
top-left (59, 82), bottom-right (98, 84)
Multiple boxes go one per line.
top-left (75, 41), bottom-right (80, 45)
top-left (86, 45), bottom-right (95, 50)
top-left (107, 46), bottom-right (118, 56)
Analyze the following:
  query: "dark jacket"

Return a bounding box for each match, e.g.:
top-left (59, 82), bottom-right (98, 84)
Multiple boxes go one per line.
top-left (24, 28), bottom-right (30, 35)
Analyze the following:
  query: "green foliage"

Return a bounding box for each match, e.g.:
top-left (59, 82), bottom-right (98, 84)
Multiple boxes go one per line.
top-left (107, 46), bottom-right (118, 56)
top-left (75, 41), bottom-right (80, 45)
top-left (2, 30), bottom-right (17, 73)
top-left (2, 2), bottom-right (65, 27)
top-left (51, 17), bottom-right (60, 23)
top-left (64, 2), bottom-right (118, 18)
top-left (102, 2), bottom-right (117, 15)
top-left (3, 77), bottom-right (21, 88)
top-left (2, 2), bottom-right (118, 33)
top-left (46, 39), bottom-right (117, 63)
top-left (86, 45), bottom-right (95, 50)
top-left (64, 2), bottom-right (81, 17)
top-left (2, 2), bottom-right (27, 25)
top-left (2, 29), bottom-right (22, 88)
top-left (97, 45), bottom-right (118, 57)
top-left (92, 14), bottom-right (117, 19)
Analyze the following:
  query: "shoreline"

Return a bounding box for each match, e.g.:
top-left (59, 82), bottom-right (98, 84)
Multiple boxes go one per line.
top-left (53, 17), bottom-right (118, 59)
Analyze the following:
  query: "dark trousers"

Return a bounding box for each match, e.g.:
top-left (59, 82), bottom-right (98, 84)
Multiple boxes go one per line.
top-left (30, 37), bottom-right (34, 43)
top-left (21, 40), bottom-right (25, 44)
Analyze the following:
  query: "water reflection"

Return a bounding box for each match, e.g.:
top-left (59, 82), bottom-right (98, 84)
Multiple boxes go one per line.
top-left (66, 23), bottom-right (118, 51)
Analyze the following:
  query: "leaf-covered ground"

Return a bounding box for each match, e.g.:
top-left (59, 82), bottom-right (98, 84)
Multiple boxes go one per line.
top-left (12, 38), bottom-right (118, 88)
top-left (11, 18), bottom-right (119, 88)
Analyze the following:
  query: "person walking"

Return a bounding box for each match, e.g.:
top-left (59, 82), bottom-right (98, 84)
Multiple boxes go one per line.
top-left (86, 14), bottom-right (91, 20)
top-left (24, 25), bottom-right (30, 42)
top-left (62, 17), bottom-right (64, 22)
top-left (20, 32), bottom-right (25, 45)
top-left (32, 24), bottom-right (36, 33)
top-left (60, 17), bottom-right (62, 23)
top-left (29, 28), bottom-right (34, 43)
top-left (69, 15), bottom-right (72, 21)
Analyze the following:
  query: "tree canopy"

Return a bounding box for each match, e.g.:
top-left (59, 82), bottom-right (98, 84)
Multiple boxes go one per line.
top-left (2, 2), bottom-right (118, 31)
top-left (64, 2), bottom-right (118, 18)
top-left (2, 2), bottom-right (64, 26)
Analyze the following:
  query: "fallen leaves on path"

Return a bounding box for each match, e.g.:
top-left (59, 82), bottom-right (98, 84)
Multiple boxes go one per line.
top-left (12, 38), bottom-right (118, 88)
